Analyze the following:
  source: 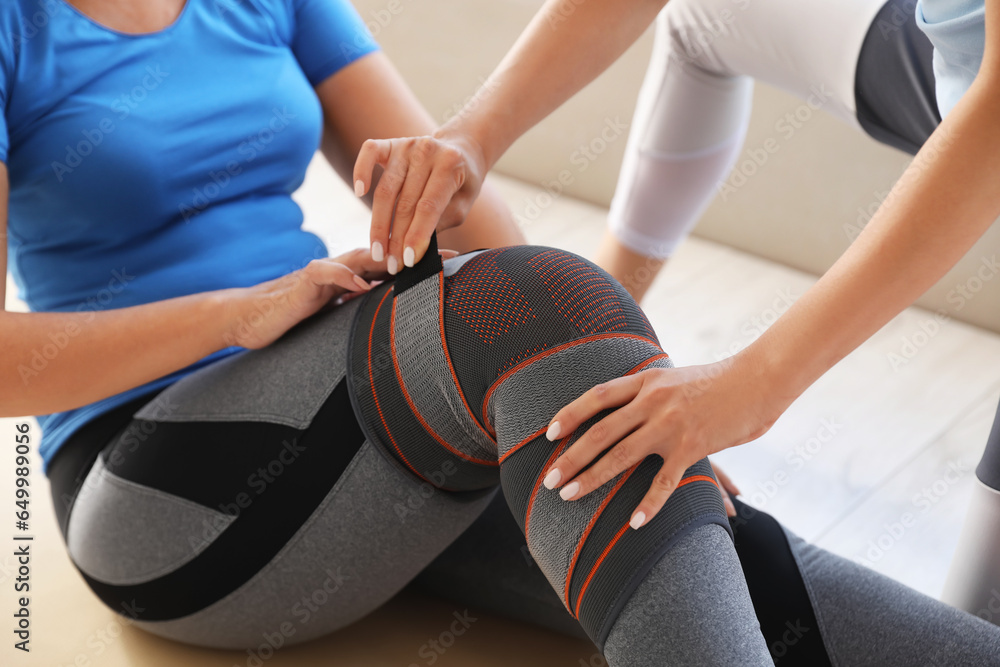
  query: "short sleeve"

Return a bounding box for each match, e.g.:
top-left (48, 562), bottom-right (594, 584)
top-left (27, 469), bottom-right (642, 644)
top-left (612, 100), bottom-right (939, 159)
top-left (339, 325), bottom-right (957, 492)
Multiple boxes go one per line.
top-left (0, 89), bottom-right (9, 163)
top-left (291, 0), bottom-right (380, 86)
top-left (0, 9), bottom-right (13, 163)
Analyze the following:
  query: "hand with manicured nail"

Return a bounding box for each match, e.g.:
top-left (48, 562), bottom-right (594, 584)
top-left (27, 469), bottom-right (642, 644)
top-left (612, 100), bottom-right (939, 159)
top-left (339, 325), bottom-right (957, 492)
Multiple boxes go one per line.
top-left (223, 247), bottom-right (387, 350)
top-left (540, 358), bottom-right (778, 528)
top-left (353, 131), bottom-right (488, 273)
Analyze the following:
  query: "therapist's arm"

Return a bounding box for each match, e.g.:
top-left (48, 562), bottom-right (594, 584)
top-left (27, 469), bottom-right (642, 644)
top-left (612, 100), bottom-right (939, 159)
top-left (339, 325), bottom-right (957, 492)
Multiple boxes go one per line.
top-left (353, 0), bottom-right (668, 268)
top-left (314, 51), bottom-right (524, 265)
top-left (544, 0), bottom-right (1000, 528)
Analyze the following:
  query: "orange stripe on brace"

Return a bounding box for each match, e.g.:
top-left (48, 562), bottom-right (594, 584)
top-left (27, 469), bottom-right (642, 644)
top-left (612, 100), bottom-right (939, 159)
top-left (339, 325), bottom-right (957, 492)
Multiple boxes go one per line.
top-left (368, 289), bottom-right (423, 481)
top-left (574, 521), bottom-right (630, 619)
top-left (625, 352), bottom-right (670, 376)
top-left (524, 437), bottom-right (569, 539)
top-left (481, 333), bottom-right (664, 436)
top-left (498, 426), bottom-right (548, 465)
top-left (437, 276), bottom-right (499, 445)
top-left (572, 473), bottom-right (720, 619)
top-left (560, 353), bottom-right (669, 613)
top-left (563, 465), bottom-right (638, 613)
top-left (675, 475), bottom-right (720, 491)
top-left (390, 295), bottom-right (498, 468)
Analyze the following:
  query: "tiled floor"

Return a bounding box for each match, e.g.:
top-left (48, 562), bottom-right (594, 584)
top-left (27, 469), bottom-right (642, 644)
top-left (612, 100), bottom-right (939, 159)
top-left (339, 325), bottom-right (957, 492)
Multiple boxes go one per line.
top-left (3, 158), bottom-right (999, 665)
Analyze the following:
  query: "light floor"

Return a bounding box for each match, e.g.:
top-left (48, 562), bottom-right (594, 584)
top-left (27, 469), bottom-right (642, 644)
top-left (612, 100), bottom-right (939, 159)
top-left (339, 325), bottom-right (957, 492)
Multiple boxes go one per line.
top-left (4, 159), bottom-right (1000, 665)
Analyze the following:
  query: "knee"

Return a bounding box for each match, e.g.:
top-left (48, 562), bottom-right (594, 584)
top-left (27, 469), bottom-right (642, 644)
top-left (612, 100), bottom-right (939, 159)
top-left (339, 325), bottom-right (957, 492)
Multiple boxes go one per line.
top-left (348, 245), bottom-right (661, 492)
top-left (658, 0), bottom-right (741, 67)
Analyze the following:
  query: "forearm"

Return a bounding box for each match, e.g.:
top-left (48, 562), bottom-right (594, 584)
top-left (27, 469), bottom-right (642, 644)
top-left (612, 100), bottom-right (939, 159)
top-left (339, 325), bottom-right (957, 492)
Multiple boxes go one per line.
top-left (443, 0), bottom-right (666, 168)
top-left (745, 73), bottom-right (1000, 410)
top-left (0, 290), bottom-right (237, 417)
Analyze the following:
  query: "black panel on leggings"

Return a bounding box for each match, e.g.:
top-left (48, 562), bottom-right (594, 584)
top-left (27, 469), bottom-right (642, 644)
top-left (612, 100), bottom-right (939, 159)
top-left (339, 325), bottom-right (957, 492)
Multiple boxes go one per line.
top-left (410, 489), bottom-right (591, 641)
top-left (976, 401), bottom-right (1000, 491)
top-left (63, 379), bottom-right (366, 621)
top-left (855, 0), bottom-right (940, 155)
top-left (48, 389), bottom-right (163, 540)
top-left (729, 497), bottom-right (832, 666)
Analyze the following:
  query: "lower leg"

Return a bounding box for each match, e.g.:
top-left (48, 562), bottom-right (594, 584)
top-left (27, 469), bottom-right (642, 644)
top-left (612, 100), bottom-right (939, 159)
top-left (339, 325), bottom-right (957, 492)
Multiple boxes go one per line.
top-left (785, 524), bottom-right (1000, 665)
top-left (603, 523), bottom-right (766, 667)
top-left (942, 397), bottom-right (1000, 623)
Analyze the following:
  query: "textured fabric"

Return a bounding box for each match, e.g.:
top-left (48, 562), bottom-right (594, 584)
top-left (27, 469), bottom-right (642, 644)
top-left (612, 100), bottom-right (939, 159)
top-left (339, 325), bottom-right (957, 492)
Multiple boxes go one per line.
top-left (786, 525), bottom-right (1000, 665)
top-left (410, 488), bottom-right (591, 641)
top-left (916, 0), bottom-right (985, 117)
top-left (48, 245), bottom-right (1000, 662)
top-left (76, 379), bottom-right (368, 622)
top-left (52, 297), bottom-right (493, 646)
top-left (856, 0), bottom-right (942, 155)
top-left (349, 283), bottom-right (501, 491)
top-left (47, 388), bottom-right (163, 538)
top-left (444, 247), bottom-right (659, 426)
top-left (523, 414), bottom-right (624, 606)
top-left (608, 0), bottom-right (885, 259)
top-left (68, 456), bottom-right (234, 586)
top-left (134, 442), bottom-right (494, 648)
top-left (349, 246), bottom-right (733, 650)
top-left (391, 274), bottom-right (497, 462)
top-left (4, 0), bottom-right (379, 470)
top-left (424, 489), bottom-right (1000, 666)
top-left (488, 337), bottom-right (665, 457)
top-left (603, 524), bottom-right (772, 667)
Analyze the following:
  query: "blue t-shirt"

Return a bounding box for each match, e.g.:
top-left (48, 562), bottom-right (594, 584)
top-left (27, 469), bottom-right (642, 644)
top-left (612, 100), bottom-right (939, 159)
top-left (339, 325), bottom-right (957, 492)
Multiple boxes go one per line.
top-left (0, 0), bottom-right (378, 470)
top-left (916, 0), bottom-right (986, 117)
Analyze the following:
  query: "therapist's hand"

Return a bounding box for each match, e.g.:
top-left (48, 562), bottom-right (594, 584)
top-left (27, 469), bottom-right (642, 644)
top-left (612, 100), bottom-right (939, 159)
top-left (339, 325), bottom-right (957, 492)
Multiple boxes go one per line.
top-left (353, 130), bottom-right (488, 274)
top-left (541, 355), bottom-right (781, 528)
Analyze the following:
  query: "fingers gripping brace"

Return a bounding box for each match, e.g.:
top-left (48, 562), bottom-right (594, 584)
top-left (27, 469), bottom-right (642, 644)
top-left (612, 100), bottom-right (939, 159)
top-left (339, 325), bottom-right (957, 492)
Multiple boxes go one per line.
top-left (347, 241), bottom-right (731, 649)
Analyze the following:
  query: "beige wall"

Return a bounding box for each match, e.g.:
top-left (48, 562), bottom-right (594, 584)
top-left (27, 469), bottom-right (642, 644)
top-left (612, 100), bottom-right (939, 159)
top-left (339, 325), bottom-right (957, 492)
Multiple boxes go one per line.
top-left (355, 0), bottom-right (1000, 333)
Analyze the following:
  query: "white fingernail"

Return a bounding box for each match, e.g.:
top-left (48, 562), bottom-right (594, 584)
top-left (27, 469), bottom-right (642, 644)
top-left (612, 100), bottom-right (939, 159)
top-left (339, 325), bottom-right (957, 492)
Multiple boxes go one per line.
top-left (403, 247), bottom-right (415, 267)
top-left (371, 241), bottom-right (384, 262)
top-left (559, 481), bottom-right (579, 501)
top-left (543, 469), bottom-right (562, 490)
top-left (387, 256), bottom-right (398, 275)
top-left (546, 421), bottom-right (561, 441)
top-left (630, 511), bottom-right (646, 529)
top-left (354, 180), bottom-right (365, 197)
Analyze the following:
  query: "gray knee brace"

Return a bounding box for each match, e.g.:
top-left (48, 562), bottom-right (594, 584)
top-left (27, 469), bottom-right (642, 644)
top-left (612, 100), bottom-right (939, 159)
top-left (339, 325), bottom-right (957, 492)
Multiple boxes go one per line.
top-left (348, 241), bottom-right (730, 649)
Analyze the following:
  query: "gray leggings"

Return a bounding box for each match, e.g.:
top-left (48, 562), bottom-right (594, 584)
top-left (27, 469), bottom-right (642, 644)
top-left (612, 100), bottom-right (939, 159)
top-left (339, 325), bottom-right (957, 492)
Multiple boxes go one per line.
top-left (50, 247), bottom-right (1000, 666)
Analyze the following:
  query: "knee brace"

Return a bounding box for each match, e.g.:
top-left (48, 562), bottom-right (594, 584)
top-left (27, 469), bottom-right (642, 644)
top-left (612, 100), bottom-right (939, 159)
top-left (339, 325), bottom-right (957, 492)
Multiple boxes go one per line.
top-left (348, 240), bottom-right (731, 649)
